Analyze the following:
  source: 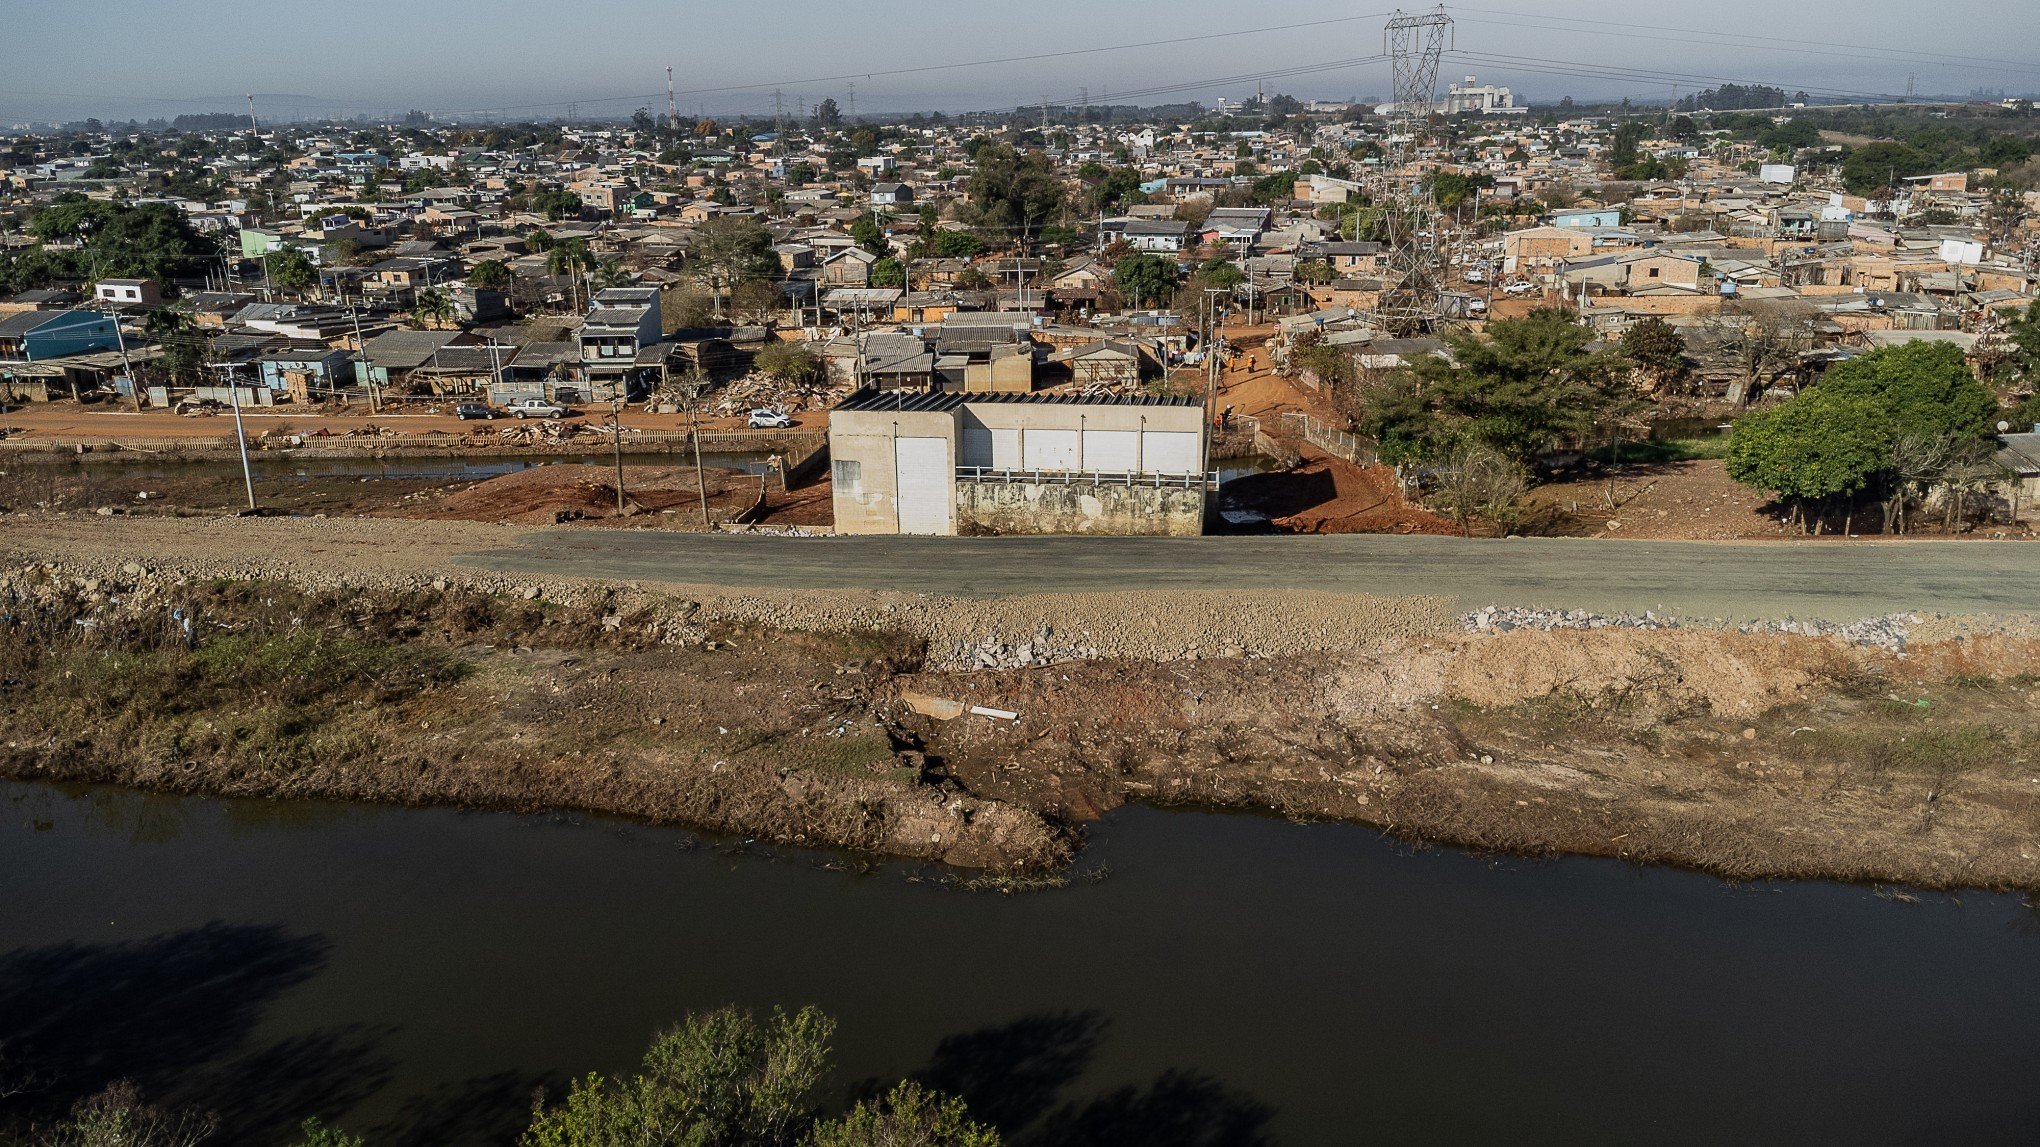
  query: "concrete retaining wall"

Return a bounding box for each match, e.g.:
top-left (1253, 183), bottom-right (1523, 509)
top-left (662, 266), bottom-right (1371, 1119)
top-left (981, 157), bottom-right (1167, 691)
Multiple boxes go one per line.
top-left (955, 478), bottom-right (1205, 537)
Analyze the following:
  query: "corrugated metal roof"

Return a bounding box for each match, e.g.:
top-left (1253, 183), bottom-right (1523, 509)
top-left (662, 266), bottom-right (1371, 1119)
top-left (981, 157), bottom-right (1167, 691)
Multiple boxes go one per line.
top-left (833, 388), bottom-right (1198, 413)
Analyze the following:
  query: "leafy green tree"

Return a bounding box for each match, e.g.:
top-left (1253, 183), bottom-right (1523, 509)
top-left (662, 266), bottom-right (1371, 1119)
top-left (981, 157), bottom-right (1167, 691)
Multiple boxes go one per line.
top-left (1362, 308), bottom-right (1631, 465)
top-left (1620, 316), bottom-right (1689, 390)
top-left (962, 145), bottom-right (1065, 247)
top-left (522, 1007), bottom-right (834, 1147)
top-left (1725, 387), bottom-right (1893, 522)
top-left (468, 258), bottom-right (513, 290)
top-left (27, 194), bottom-right (217, 286)
top-left (267, 246), bottom-right (318, 296)
top-left (1035, 223), bottom-right (1081, 248)
top-left (1111, 252), bottom-right (1180, 309)
top-left (1841, 141), bottom-right (1929, 195)
top-left (806, 1082), bottom-right (1001, 1147)
top-left (849, 216), bottom-right (889, 256)
top-left (535, 188), bottom-right (584, 222)
top-left (930, 231), bottom-right (985, 259)
top-left (869, 257), bottom-right (906, 289)
top-left (1816, 340), bottom-right (1996, 445)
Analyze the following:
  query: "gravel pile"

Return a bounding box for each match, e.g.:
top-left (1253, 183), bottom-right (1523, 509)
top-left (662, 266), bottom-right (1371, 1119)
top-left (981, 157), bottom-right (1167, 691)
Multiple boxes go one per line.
top-left (1464, 604), bottom-right (1924, 652)
top-left (951, 627), bottom-right (1101, 670)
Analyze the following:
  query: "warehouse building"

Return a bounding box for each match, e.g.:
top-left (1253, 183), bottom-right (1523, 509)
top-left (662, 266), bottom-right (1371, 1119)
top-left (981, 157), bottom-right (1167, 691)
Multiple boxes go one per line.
top-left (828, 389), bottom-right (1210, 537)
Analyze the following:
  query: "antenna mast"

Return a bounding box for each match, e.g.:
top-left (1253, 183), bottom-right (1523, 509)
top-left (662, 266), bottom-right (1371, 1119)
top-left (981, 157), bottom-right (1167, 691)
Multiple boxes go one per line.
top-left (667, 66), bottom-right (678, 131)
top-left (246, 94), bottom-right (259, 135)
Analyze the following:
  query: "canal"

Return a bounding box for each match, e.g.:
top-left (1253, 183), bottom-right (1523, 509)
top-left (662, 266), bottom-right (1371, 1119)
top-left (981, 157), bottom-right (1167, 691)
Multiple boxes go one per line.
top-left (6, 781), bottom-right (2039, 1145)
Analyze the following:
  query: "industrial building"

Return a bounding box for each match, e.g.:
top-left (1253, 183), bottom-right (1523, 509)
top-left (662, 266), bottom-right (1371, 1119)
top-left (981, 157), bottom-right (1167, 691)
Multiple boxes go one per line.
top-left (828, 389), bottom-right (1211, 537)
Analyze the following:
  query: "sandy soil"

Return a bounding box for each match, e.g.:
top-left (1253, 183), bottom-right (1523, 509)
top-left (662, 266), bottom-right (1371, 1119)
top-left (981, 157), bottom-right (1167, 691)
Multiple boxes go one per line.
top-left (1528, 460), bottom-right (1791, 540)
top-left (1220, 446), bottom-right (1458, 535)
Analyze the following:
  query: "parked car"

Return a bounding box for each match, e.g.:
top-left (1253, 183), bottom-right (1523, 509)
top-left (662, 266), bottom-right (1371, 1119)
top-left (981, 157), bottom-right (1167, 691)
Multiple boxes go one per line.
top-left (454, 402), bottom-right (499, 421)
top-left (747, 408), bottom-right (794, 429)
top-left (505, 398), bottom-right (570, 419)
top-left (1503, 280), bottom-right (1537, 296)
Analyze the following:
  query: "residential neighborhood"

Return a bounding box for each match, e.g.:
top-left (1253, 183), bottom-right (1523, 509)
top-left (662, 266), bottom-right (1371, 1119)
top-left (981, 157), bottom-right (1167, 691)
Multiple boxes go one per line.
top-left (7, 5), bottom-right (2040, 1144)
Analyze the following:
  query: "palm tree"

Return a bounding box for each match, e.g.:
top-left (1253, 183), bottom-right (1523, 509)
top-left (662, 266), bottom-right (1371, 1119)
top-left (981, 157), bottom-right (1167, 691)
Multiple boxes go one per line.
top-left (412, 287), bottom-right (455, 330)
top-left (546, 239), bottom-right (594, 312)
top-left (592, 259), bottom-right (634, 291)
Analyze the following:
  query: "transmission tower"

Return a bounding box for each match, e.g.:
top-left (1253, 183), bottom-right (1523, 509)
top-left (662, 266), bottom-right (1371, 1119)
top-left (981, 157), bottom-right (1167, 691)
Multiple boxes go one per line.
top-left (667, 67), bottom-right (678, 131)
top-left (1374, 6), bottom-right (1454, 335)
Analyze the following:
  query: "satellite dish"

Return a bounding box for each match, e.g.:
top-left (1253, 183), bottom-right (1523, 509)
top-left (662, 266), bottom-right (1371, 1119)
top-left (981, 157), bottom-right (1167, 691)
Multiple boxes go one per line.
top-left (2000, 421), bottom-right (2013, 433)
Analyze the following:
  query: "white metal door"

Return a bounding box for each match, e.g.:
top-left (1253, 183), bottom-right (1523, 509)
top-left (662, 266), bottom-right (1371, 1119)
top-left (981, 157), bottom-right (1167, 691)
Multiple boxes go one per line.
top-left (1022, 429), bottom-right (1080, 471)
top-left (894, 436), bottom-right (952, 535)
top-left (1082, 430), bottom-right (1140, 473)
top-left (1142, 431), bottom-right (1201, 475)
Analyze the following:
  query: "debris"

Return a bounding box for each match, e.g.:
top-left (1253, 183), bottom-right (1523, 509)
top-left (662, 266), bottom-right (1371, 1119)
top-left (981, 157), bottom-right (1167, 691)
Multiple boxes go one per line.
top-left (900, 690), bottom-right (967, 721)
top-left (968, 705), bottom-right (1019, 721)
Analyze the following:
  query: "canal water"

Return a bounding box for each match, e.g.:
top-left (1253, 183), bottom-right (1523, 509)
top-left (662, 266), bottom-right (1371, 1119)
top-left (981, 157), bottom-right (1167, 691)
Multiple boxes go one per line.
top-left (7, 780), bottom-right (2040, 1145)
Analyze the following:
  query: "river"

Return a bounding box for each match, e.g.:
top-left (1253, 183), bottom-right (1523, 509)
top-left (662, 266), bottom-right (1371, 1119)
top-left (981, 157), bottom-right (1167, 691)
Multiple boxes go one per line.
top-left (7, 780), bottom-right (2040, 1145)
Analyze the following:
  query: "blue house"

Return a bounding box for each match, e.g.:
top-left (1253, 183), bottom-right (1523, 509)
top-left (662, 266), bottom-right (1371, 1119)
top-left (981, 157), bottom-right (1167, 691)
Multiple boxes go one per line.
top-left (257, 344), bottom-right (356, 395)
top-left (0, 310), bottom-right (121, 362)
top-left (1554, 208), bottom-right (1623, 230)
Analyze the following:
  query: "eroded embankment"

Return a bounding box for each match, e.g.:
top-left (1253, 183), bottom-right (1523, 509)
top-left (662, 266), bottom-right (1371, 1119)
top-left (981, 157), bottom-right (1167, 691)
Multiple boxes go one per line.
top-left (3, 558), bottom-right (2038, 889)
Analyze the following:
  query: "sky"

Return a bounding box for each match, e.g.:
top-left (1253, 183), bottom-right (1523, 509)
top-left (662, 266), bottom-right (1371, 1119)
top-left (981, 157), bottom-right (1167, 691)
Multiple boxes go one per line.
top-left (4, 0), bottom-right (2038, 125)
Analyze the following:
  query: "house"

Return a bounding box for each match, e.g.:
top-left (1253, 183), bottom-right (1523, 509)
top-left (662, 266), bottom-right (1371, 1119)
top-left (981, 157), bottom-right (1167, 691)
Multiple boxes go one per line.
top-left (256, 343), bottom-right (355, 401)
top-left (1117, 219), bottom-right (1190, 254)
top-left (578, 286), bottom-right (663, 391)
top-left (1995, 432), bottom-right (2040, 517)
top-left (93, 278), bottom-right (162, 308)
top-left (357, 329), bottom-right (471, 391)
top-left (1052, 339), bottom-right (1145, 388)
top-left (0, 310), bottom-right (122, 362)
top-left (828, 389), bottom-right (1209, 537)
top-left (871, 183), bottom-right (914, 207)
top-left (821, 246), bottom-right (880, 287)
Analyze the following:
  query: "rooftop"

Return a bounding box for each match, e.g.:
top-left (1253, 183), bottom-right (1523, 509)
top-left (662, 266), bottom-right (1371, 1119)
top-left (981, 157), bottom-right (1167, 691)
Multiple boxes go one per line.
top-left (835, 388), bottom-right (1198, 414)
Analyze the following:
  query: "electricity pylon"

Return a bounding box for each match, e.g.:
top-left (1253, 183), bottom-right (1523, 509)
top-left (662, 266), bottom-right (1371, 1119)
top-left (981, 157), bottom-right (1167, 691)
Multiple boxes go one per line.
top-left (1374, 6), bottom-right (1453, 335)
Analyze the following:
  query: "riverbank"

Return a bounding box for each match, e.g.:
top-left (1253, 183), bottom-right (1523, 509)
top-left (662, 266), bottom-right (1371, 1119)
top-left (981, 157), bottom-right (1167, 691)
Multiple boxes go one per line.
top-left (2, 544), bottom-right (2037, 890)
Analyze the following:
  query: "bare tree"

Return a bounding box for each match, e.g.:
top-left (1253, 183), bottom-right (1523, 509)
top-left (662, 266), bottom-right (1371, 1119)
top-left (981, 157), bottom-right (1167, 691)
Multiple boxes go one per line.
top-left (666, 367), bottom-right (714, 528)
top-left (38, 1082), bottom-right (217, 1147)
top-left (1884, 430), bottom-right (1961, 534)
top-left (1430, 444), bottom-right (1530, 537)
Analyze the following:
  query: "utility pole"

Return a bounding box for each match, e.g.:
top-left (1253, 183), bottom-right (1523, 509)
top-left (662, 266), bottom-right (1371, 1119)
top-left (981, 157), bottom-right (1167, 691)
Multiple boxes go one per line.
top-left (611, 387), bottom-right (628, 516)
top-left (107, 311), bottom-right (141, 412)
top-left (221, 365), bottom-right (259, 512)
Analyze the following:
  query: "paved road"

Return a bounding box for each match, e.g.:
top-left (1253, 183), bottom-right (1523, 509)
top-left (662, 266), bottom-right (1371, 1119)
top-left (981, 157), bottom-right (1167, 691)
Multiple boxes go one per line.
top-left (459, 531), bottom-right (2040, 621)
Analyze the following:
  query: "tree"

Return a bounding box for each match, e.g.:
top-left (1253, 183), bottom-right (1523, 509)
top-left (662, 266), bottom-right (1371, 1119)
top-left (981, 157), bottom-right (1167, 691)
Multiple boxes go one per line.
top-left (468, 258), bottom-right (512, 290)
top-left (522, 1007), bottom-right (833, 1147)
top-left (1111, 252), bottom-right (1180, 310)
top-left (1842, 141), bottom-right (1929, 196)
top-left (1294, 258), bottom-right (1336, 286)
top-left (1429, 444), bottom-right (1531, 537)
top-left (1724, 342), bottom-right (1998, 531)
top-left (1725, 387), bottom-right (1892, 528)
top-left (849, 216), bottom-right (889, 256)
top-left (754, 342), bottom-right (827, 397)
top-left (961, 145), bottom-right (1065, 247)
top-left (930, 230), bottom-right (985, 259)
top-left (806, 1082), bottom-right (1001, 1147)
top-left (547, 239), bottom-right (595, 312)
top-left (690, 218), bottom-right (780, 317)
top-left (1620, 316), bottom-right (1689, 391)
top-left (144, 308), bottom-right (210, 386)
top-left (287, 1117), bottom-right (366, 1147)
top-left (812, 98), bottom-right (842, 129)
top-left (411, 287), bottom-right (455, 330)
top-left (869, 257), bottom-right (906, 289)
top-left (1362, 308), bottom-right (1632, 466)
top-left (631, 107), bottom-right (657, 136)
top-left (535, 187), bottom-right (584, 222)
top-left (36, 1082), bottom-right (217, 1147)
top-left (263, 246), bottom-right (317, 297)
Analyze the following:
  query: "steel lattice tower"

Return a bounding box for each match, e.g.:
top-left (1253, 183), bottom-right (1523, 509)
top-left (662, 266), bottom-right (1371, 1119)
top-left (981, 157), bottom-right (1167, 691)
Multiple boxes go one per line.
top-left (1375, 6), bottom-right (1454, 335)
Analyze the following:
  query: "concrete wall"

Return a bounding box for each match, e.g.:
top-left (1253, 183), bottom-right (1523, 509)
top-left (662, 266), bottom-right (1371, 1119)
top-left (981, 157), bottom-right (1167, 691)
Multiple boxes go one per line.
top-left (830, 407), bottom-right (957, 535)
top-left (955, 478), bottom-right (1205, 537)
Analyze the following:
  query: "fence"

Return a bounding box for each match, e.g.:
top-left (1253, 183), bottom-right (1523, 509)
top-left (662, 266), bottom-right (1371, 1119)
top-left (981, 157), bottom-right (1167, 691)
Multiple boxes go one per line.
top-left (1280, 411), bottom-right (1377, 467)
top-left (956, 466), bottom-right (1218, 490)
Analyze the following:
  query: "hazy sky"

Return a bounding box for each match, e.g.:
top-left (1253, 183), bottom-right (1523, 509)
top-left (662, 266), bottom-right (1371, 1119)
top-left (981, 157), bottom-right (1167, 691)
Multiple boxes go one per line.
top-left (5, 0), bottom-right (2038, 124)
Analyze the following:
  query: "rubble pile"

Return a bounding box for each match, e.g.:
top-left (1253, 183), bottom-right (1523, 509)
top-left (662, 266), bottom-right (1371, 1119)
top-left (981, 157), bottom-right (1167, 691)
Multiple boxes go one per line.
top-left (1463, 605), bottom-right (1922, 652)
top-left (708, 372), bottom-right (852, 418)
top-left (950, 627), bottom-right (1102, 669)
